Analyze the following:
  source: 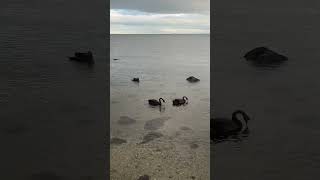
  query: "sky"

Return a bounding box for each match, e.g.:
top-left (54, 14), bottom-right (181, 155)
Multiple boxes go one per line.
top-left (110, 0), bottom-right (210, 34)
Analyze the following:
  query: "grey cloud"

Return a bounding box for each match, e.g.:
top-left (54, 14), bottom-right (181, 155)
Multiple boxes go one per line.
top-left (111, 0), bottom-right (210, 14)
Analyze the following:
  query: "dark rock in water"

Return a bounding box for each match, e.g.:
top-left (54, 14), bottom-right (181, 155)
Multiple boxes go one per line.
top-left (190, 142), bottom-right (199, 149)
top-left (141, 132), bottom-right (163, 144)
top-left (110, 137), bottom-right (127, 145)
top-left (132, 78), bottom-right (140, 82)
top-left (137, 175), bottom-right (150, 180)
top-left (69, 51), bottom-right (94, 64)
top-left (186, 76), bottom-right (200, 83)
top-left (144, 117), bottom-right (171, 130)
top-left (244, 47), bottom-right (288, 63)
top-left (180, 126), bottom-right (192, 131)
top-left (118, 116), bottom-right (136, 125)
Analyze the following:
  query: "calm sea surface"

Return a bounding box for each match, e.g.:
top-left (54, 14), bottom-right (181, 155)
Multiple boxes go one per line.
top-left (0, 0), bottom-right (107, 179)
top-left (110, 34), bottom-right (210, 137)
top-left (213, 2), bottom-right (320, 179)
top-left (110, 34), bottom-right (210, 179)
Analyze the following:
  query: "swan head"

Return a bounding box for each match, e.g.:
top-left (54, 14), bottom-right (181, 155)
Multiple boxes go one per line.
top-left (232, 110), bottom-right (250, 123)
top-left (159, 98), bottom-right (165, 103)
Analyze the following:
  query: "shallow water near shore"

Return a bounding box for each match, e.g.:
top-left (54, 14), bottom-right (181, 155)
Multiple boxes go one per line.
top-left (110, 34), bottom-right (210, 179)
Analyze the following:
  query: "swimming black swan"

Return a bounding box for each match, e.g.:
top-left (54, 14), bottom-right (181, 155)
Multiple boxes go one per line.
top-left (132, 78), bottom-right (139, 82)
top-left (69, 51), bottom-right (94, 64)
top-left (172, 96), bottom-right (188, 106)
top-left (210, 110), bottom-right (250, 140)
top-left (148, 98), bottom-right (165, 106)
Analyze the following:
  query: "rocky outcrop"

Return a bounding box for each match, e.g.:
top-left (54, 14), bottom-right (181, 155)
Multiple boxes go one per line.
top-left (244, 47), bottom-right (288, 63)
top-left (186, 76), bottom-right (200, 83)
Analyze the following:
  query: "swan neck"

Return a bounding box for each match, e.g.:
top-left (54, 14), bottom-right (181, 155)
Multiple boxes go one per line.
top-left (159, 98), bottom-right (164, 104)
top-left (232, 113), bottom-right (244, 130)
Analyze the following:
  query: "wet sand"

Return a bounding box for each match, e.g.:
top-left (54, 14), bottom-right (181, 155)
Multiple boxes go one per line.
top-left (110, 134), bottom-right (209, 180)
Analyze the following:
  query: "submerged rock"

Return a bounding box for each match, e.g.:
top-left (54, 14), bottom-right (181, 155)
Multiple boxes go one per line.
top-left (118, 116), bottom-right (136, 125)
top-left (186, 76), bottom-right (200, 83)
top-left (144, 117), bottom-right (171, 130)
top-left (141, 132), bottom-right (163, 144)
top-left (244, 47), bottom-right (288, 63)
top-left (110, 137), bottom-right (127, 145)
top-left (190, 142), bottom-right (199, 149)
top-left (180, 126), bottom-right (192, 131)
top-left (137, 175), bottom-right (150, 180)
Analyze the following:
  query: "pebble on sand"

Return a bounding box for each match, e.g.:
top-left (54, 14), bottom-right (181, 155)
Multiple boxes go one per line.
top-left (137, 175), bottom-right (150, 180)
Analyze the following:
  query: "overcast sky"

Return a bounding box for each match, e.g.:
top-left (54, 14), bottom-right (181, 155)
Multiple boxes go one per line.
top-left (110, 0), bottom-right (210, 34)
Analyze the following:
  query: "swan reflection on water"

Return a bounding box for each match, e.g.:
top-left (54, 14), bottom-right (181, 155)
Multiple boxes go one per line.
top-left (211, 110), bottom-right (251, 144)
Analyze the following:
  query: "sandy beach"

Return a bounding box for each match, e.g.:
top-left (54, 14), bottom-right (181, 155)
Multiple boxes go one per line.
top-left (110, 132), bottom-right (209, 180)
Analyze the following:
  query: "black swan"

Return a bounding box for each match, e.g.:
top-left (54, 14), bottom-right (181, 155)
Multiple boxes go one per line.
top-left (186, 76), bottom-right (200, 82)
top-left (132, 78), bottom-right (140, 82)
top-left (69, 51), bottom-right (94, 64)
top-left (210, 110), bottom-right (250, 140)
top-left (148, 98), bottom-right (165, 106)
top-left (172, 96), bottom-right (188, 106)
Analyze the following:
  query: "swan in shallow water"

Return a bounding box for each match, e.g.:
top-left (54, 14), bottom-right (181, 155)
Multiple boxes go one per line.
top-left (210, 110), bottom-right (250, 140)
top-left (148, 98), bottom-right (165, 106)
top-left (172, 96), bottom-right (188, 106)
top-left (132, 78), bottom-right (139, 82)
top-left (69, 51), bottom-right (94, 64)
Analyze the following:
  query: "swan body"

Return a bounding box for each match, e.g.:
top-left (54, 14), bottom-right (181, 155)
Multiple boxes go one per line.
top-left (172, 96), bottom-right (188, 106)
top-left (148, 98), bottom-right (165, 106)
top-left (69, 51), bottom-right (94, 64)
top-left (210, 110), bottom-right (250, 140)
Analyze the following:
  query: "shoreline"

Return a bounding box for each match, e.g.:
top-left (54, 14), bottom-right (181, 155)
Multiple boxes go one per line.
top-left (110, 136), bottom-right (209, 180)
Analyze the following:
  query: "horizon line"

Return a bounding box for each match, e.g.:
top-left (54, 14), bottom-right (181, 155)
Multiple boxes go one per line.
top-left (110, 33), bottom-right (210, 35)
